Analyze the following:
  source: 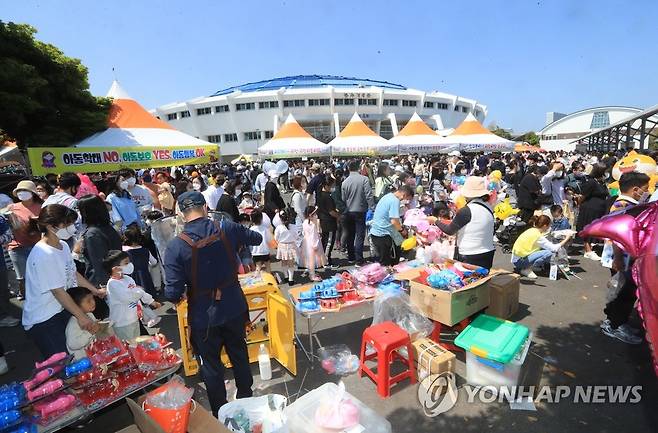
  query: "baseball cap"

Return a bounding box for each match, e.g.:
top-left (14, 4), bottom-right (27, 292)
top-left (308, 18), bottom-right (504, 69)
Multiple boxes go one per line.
top-left (177, 191), bottom-right (206, 211)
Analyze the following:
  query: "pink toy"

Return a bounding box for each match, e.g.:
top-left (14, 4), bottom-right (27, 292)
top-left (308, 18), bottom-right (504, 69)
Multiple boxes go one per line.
top-left (76, 174), bottom-right (99, 198)
top-left (33, 394), bottom-right (76, 419)
top-left (23, 369), bottom-right (54, 392)
top-left (580, 201), bottom-right (658, 375)
top-left (35, 353), bottom-right (67, 370)
top-left (27, 379), bottom-right (63, 402)
top-left (314, 398), bottom-right (360, 430)
top-left (321, 359), bottom-right (336, 374)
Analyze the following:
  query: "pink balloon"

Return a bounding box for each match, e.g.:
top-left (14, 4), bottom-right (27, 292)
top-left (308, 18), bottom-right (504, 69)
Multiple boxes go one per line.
top-left (582, 202), bottom-right (658, 376)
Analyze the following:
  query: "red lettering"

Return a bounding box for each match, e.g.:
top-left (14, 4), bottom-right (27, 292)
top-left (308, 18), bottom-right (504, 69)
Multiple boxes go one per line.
top-left (196, 148), bottom-right (206, 157)
top-left (103, 151), bottom-right (120, 162)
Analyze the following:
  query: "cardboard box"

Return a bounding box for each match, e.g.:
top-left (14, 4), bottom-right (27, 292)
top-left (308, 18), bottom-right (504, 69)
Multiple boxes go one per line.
top-left (117, 397), bottom-right (232, 433)
top-left (410, 270), bottom-right (496, 326)
top-left (412, 337), bottom-right (456, 380)
top-left (485, 272), bottom-right (520, 319)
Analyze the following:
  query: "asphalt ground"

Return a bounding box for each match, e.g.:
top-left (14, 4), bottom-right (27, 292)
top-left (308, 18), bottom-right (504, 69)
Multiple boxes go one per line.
top-left (2, 242), bottom-right (657, 432)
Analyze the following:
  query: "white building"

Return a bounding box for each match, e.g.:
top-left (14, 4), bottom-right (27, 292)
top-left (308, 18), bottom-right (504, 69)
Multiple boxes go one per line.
top-left (153, 75), bottom-right (487, 157)
top-left (538, 106), bottom-right (642, 151)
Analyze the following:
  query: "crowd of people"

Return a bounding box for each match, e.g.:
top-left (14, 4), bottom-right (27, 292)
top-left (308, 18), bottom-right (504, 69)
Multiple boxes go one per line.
top-left (0, 147), bottom-right (656, 411)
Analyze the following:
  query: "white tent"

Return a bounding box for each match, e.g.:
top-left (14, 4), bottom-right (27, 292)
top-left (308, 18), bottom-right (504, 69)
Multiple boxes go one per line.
top-left (389, 112), bottom-right (457, 154)
top-left (330, 113), bottom-right (398, 156)
top-left (258, 114), bottom-right (330, 159)
top-left (75, 81), bottom-right (212, 148)
top-left (442, 113), bottom-right (515, 152)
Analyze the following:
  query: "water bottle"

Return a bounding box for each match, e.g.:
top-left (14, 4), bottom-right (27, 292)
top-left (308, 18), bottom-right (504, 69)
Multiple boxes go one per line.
top-left (64, 358), bottom-right (92, 378)
top-left (257, 344), bottom-right (272, 380)
top-left (549, 254), bottom-right (558, 281)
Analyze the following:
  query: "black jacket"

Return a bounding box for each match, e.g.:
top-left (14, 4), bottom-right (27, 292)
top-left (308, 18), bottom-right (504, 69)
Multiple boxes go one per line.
top-left (517, 173), bottom-right (541, 210)
top-left (82, 225), bottom-right (122, 286)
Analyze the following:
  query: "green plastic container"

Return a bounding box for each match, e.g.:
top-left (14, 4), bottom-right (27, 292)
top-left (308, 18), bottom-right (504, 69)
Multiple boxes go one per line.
top-left (454, 314), bottom-right (529, 363)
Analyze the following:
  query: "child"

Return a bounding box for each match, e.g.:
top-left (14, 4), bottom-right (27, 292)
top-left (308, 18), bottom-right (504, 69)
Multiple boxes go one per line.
top-left (274, 209), bottom-right (299, 285)
top-left (301, 206), bottom-right (327, 282)
top-left (250, 209), bottom-right (273, 273)
top-left (122, 225), bottom-right (157, 296)
top-left (238, 191), bottom-right (256, 214)
top-left (104, 250), bottom-right (161, 341)
top-left (65, 286), bottom-right (104, 359)
top-left (550, 204), bottom-right (571, 231)
top-left (237, 214), bottom-right (255, 273)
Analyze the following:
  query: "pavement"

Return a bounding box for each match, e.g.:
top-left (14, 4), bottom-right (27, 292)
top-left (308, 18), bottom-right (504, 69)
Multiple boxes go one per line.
top-left (2, 243), bottom-right (657, 433)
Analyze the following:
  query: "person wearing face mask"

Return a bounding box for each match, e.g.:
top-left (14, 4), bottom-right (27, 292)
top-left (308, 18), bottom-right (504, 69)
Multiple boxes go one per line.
top-left (316, 177), bottom-right (340, 270)
top-left (22, 204), bottom-right (105, 358)
top-left (42, 172), bottom-right (81, 211)
top-left (105, 174), bottom-right (142, 231)
top-left (118, 169), bottom-right (153, 215)
top-left (511, 215), bottom-right (574, 279)
top-left (370, 185), bottom-right (415, 266)
top-left (540, 162), bottom-right (567, 207)
top-left (576, 163), bottom-right (610, 261)
top-left (8, 181), bottom-right (44, 299)
top-left (103, 250), bottom-right (161, 341)
top-left (34, 180), bottom-right (53, 202)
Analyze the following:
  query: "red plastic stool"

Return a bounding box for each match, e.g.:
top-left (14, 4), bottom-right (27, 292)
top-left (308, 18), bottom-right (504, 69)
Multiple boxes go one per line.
top-left (429, 317), bottom-right (472, 352)
top-left (359, 321), bottom-right (417, 398)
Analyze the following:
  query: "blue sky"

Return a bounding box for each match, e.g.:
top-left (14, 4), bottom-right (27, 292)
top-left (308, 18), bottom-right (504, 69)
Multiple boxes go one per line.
top-left (4, 0), bottom-right (657, 132)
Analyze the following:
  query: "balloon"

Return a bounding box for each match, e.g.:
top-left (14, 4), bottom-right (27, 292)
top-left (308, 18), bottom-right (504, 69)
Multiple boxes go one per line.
top-left (581, 202), bottom-right (658, 376)
top-left (401, 236), bottom-right (417, 251)
top-left (275, 160), bottom-right (289, 175)
top-left (611, 151), bottom-right (658, 193)
top-left (262, 161), bottom-right (275, 175)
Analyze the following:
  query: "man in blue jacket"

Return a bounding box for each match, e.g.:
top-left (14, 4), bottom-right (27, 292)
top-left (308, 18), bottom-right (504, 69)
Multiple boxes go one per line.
top-left (164, 191), bottom-right (262, 416)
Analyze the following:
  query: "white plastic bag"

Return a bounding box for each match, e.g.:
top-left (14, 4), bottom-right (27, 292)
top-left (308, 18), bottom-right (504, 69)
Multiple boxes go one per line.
top-left (218, 394), bottom-right (288, 433)
top-left (606, 273), bottom-right (625, 303)
top-left (372, 290), bottom-right (433, 341)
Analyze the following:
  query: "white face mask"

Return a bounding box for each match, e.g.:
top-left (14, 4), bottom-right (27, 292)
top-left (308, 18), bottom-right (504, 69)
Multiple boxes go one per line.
top-left (16, 191), bottom-right (33, 201)
top-left (192, 182), bottom-right (201, 191)
top-left (55, 224), bottom-right (77, 240)
top-left (119, 180), bottom-right (129, 190)
top-left (120, 263), bottom-right (134, 275)
top-left (235, 189), bottom-right (242, 196)
top-left (126, 177), bottom-right (136, 187)
top-left (555, 171), bottom-right (563, 178)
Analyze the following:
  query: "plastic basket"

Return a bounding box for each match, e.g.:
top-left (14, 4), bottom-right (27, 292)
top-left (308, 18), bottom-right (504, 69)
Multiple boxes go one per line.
top-left (142, 398), bottom-right (195, 433)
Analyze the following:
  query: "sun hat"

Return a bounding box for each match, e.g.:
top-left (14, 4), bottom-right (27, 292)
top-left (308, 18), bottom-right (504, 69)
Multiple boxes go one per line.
top-left (12, 180), bottom-right (38, 198)
top-left (460, 176), bottom-right (490, 198)
top-left (448, 150), bottom-right (461, 157)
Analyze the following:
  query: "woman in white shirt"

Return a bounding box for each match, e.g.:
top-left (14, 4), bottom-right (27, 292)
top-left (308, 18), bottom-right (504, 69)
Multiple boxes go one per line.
top-left (23, 204), bottom-right (105, 358)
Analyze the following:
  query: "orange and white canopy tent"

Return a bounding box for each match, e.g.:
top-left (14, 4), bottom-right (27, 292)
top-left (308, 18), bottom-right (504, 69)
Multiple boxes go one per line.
top-left (75, 81), bottom-right (213, 149)
top-left (330, 112), bottom-right (398, 156)
top-left (258, 114), bottom-right (330, 159)
top-left (388, 112), bottom-right (456, 154)
top-left (442, 113), bottom-right (515, 152)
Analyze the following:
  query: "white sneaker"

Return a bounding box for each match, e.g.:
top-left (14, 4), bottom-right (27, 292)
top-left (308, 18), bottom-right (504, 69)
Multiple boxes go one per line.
top-left (519, 268), bottom-right (538, 279)
top-left (584, 251), bottom-right (601, 261)
top-left (0, 356), bottom-right (8, 375)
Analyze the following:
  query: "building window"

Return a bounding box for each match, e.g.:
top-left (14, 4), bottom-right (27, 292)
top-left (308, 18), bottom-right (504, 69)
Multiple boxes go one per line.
top-left (244, 131), bottom-right (262, 141)
top-left (264, 130), bottom-right (274, 139)
top-left (334, 98), bottom-right (354, 106)
top-left (454, 105), bottom-right (461, 112)
top-left (180, 110), bottom-right (191, 118)
top-left (383, 99), bottom-right (399, 106)
top-left (424, 101), bottom-right (435, 108)
top-left (224, 133), bottom-right (238, 142)
top-left (283, 99), bottom-right (305, 108)
top-left (167, 113), bottom-right (178, 121)
top-left (308, 98), bottom-right (330, 106)
top-left (258, 101), bottom-right (279, 109)
top-left (196, 107), bottom-right (212, 116)
top-left (207, 135), bottom-right (222, 143)
top-left (358, 98), bottom-right (377, 106)
top-left (437, 103), bottom-right (449, 110)
top-left (235, 102), bottom-right (255, 111)
top-left (461, 106), bottom-right (469, 113)
top-left (215, 105), bottom-right (229, 113)
top-left (590, 111), bottom-right (610, 129)
top-left (402, 100), bottom-right (417, 107)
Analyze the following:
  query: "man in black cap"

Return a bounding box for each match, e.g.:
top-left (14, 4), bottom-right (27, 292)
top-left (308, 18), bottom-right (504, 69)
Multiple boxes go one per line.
top-left (164, 191), bottom-right (262, 416)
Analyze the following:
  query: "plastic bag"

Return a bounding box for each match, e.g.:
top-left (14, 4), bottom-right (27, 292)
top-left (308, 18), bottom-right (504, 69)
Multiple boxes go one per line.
top-left (318, 345), bottom-right (359, 376)
top-left (606, 272), bottom-right (625, 303)
top-left (372, 290), bottom-right (433, 341)
top-left (218, 394), bottom-right (287, 433)
top-left (350, 263), bottom-right (389, 285)
top-left (145, 375), bottom-right (193, 409)
top-left (141, 303), bottom-right (161, 328)
top-left (314, 381), bottom-right (360, 430)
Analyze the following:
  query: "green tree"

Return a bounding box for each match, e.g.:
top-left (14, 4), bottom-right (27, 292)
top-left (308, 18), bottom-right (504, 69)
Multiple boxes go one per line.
top-left (516, 131), bottom-right (539, 146)
top-left (0, 21), bottom-right (110, 150)
top-left (489, 126), bottom-right (513, 140)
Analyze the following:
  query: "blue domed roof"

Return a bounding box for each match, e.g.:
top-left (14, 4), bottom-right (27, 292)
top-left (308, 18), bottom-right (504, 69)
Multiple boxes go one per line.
top-left (210, 75), bottom-right (406, 96)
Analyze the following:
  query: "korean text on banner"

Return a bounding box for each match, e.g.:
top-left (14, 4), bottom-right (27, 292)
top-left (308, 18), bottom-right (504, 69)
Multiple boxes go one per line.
top-left (27, 145), bottom-right (219, 175)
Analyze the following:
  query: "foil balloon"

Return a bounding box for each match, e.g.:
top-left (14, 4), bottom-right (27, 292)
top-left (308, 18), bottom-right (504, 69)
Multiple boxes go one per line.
top-left (275, 160), bottom-right (289, 175)
top-left (580, 201), bottom-right (658, 376)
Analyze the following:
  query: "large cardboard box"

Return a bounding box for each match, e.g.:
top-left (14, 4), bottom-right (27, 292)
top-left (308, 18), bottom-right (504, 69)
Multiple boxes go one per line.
top-left (412, 337), bottom-right (456, 380)
top-left (410, 271), bottom-right (496, 326)
top-left (117, 397), bottom-right (232, 433)
top-left (485, 273), bottom-right (520, 319)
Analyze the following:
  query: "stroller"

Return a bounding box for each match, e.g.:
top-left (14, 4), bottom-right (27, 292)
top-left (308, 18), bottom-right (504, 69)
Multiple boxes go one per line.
top-left (495, 215), bottom-right (526, 254)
